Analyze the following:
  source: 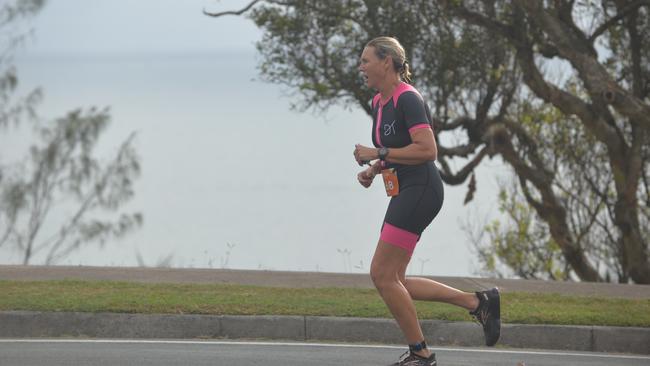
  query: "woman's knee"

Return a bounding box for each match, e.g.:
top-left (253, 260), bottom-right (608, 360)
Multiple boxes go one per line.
top-left (370, 267), bottom-right (388, 291)
top-left (370, 262), bottom-right (399, 291)
top-left (399, 269), bottom-right (407, 285)
top-left (371, 241), bottom-right (411, 289)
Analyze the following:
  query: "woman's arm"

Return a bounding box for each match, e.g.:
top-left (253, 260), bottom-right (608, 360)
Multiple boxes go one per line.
top-left (383, 128), bottom-right (437, 165)
top-left (355, 128), bottom-right (437, 166)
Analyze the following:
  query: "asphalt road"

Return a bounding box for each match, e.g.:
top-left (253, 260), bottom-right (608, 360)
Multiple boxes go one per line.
top-left (1, 339), bottom-right (648, 366)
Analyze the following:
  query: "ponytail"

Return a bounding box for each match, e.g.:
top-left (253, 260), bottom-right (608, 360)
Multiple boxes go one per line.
top-left (400, 60), bottom-right (412, 84)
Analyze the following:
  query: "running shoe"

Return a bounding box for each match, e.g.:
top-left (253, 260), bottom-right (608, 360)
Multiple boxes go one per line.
top-left (390, 350), bottom-right (437, 366)
top-left (469, 287), bottom-right (501, 346)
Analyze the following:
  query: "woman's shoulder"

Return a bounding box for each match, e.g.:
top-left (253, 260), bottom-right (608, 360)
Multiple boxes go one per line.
top-left (395, 83), bottom-right (424, 108)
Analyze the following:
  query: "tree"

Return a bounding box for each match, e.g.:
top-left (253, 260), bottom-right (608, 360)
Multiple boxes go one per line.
top-left (469, 88), bottom-right (638, 282)
top-left (0, 0), bottom-right (142, 265)
top-left (444, 0), bottom-right (650, 284)
top-left (205, 0), bottom-right (649, 283)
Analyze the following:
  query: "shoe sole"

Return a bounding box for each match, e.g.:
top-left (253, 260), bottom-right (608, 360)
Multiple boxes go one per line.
top-left (487, 287), bottom-right (501, 347)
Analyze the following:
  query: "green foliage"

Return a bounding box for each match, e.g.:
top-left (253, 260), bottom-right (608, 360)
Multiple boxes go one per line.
top-left (248, 1), bottom-right (491, 115)
top-left (250, 1), bottom-right (372, 113)
top-left (476, 183), bottom-right (569, 280)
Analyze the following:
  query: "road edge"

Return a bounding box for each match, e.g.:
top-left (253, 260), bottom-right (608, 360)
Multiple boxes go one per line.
top-left (1, 311), bottom-right (648, 355)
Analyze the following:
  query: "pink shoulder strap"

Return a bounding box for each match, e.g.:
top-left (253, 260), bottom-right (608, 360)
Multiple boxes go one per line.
top-left (372, 93), bottom-right (381, 109)
top-left (392, 83), bottom-right (420, 108)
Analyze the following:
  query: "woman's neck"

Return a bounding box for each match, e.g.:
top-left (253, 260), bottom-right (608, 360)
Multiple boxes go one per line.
top-left (379, 78), bottom-right (401, 103)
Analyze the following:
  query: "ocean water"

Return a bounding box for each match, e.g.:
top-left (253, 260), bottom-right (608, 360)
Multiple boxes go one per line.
top-left (1, 48), bottom-right (508, 276)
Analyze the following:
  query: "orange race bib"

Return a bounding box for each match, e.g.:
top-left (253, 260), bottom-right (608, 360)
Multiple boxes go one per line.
top-left (381, 168), bottom-right (399, 197)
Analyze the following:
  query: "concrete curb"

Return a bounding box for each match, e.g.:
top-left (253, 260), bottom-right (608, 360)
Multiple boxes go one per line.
top-left (1, 311), bottom-right (648, 355)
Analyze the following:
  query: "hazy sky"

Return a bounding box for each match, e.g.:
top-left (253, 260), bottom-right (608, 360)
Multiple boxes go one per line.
top-left (19, 0), bottom-right (261, 54)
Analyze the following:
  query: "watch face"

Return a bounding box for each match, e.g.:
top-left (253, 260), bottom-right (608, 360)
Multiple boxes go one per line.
top-left (379, 147), bottom-right (388, 159)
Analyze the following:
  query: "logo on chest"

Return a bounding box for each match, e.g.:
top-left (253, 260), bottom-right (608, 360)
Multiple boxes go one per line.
top-left (383, 120), bottom-right (397, 136)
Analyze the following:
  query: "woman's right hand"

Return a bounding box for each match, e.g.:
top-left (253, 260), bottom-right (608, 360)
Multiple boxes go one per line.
top-left (357, 166), bottom-right (376, 188)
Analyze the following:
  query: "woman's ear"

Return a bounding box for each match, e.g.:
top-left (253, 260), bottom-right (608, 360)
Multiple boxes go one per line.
top-left (384, 56), bottom-right (392, 71)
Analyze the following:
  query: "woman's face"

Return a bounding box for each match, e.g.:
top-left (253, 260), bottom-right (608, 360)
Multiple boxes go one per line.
top-left (359, 46), bottom-right (388, 89)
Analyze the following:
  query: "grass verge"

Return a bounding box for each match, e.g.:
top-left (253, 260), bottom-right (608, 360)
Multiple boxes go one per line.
top-left (1, 280), bottom-right (648, 327)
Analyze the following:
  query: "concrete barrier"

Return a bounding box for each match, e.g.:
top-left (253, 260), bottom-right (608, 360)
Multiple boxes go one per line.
top-left (1, 311), bottom-right (648, 355)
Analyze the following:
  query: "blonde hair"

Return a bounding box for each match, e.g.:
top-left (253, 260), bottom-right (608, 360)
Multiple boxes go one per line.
top-left (365, 36), bottom-right (412, 84)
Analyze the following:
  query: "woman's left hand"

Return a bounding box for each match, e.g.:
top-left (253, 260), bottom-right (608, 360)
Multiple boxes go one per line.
top-left (354, 144), bottom-right (378, 166)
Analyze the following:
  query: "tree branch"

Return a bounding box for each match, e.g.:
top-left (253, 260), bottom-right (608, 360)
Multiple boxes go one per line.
top-left (438, 116), bottom-right (474, 131)
top-left (0, 218), bottom-right (15, 248)
top-left (500, 118), bottom-right (551, 177)
top-left (23, 133), bottom-right (78, 263)
top-left (515, 0), bottom-right (650, 132)
top-left (438, 142), bottom-right (479, 158)
top-left (554, 175), bottom-right (606, 246)
top-left (43, 133), bottom-right (137, 264)
top-left (438, 147), bottom-right (489, 185)
top-left (43, 173), bottom-right (101, 264)
top-left (642, 152), bottom-right (650, 208)
top-left (514, 38), bottom-right (622, 149)
top-left (450, 1), bottom-right (621, 145)
top-left (203, 0), bottom-right (261, 18)
top-left (623, 3), bottom-right (645, 99)
top-left (588, 0), bottom-right (650, 44)
top-left (442, 1), bottom-right (515, 41)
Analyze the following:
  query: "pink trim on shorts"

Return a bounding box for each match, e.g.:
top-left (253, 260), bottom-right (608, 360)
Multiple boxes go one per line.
top-left (408, 123), bottom-right (431, 133)
top-left (380, 222), bottom-right (420, 254)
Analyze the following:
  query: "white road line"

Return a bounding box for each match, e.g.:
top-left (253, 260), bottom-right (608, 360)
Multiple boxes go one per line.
top-left (1, 339), bottom-right (648, 360)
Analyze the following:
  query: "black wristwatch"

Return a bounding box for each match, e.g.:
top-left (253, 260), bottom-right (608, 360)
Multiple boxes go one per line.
top-left (378, 147), bottom-right (389, 161)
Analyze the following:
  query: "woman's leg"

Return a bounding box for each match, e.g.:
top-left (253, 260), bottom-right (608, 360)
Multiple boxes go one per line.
top-left (370, 240), bottom-right (432, 358)
top-left (397, 259), bottom-right (501, 347)
top-left (397, 261), bottom-right (479, 311)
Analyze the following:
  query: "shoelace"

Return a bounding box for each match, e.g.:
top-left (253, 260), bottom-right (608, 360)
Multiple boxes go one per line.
top-left (470, 293), bottom-right (489, 326)
top-left (471, 307), bottom-right (489, 326)
top-left (397, 350), bottom-right (410, 362)
top-left (396, 351), bottom-right (431, 366)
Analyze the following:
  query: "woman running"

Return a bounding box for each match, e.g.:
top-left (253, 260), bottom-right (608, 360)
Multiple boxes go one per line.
top-left (353, 36), bottom-right (501, 366)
